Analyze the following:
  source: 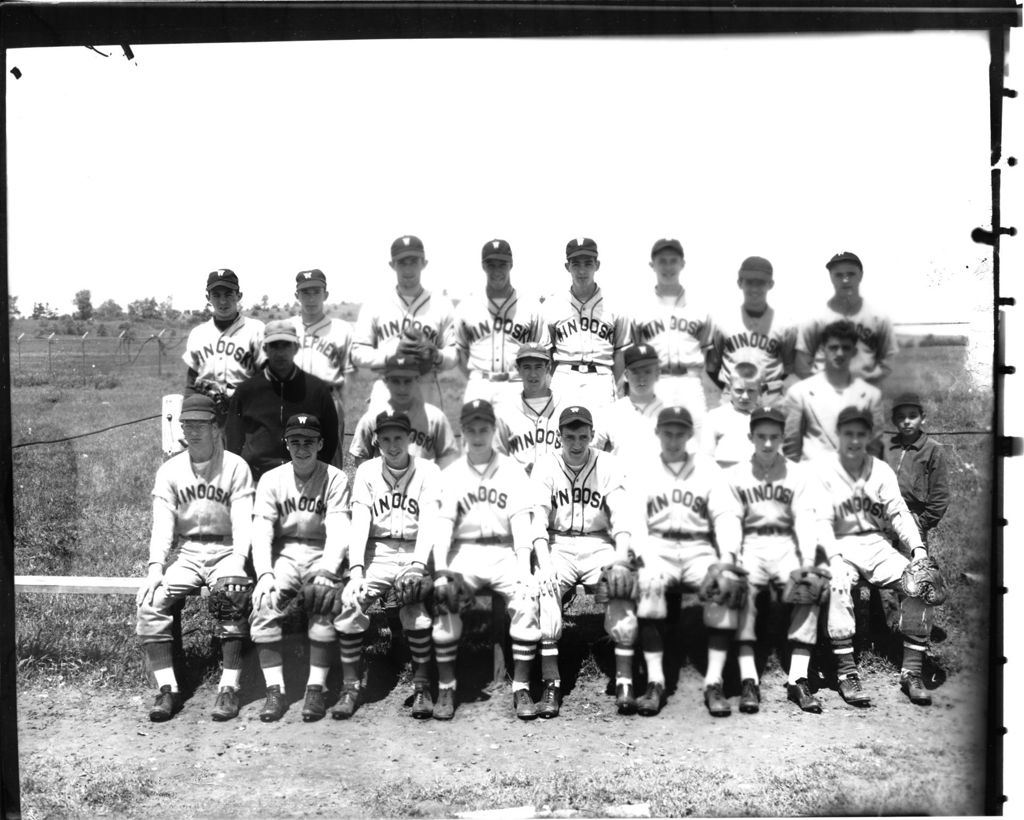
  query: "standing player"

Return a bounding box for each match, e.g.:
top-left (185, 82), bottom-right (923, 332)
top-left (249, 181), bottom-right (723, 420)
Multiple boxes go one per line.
top-left (288, 268), bottom-right (355, 468)
top-left (794, 251), bottom-right (897, 385)
top-left (249, 414), bottom-right (352, 722)
top-left (814, 406), bottom-right (944, 707)
top-left (349, 355), bottom-right (460, 469)
top-left (544, 238), bottom-right (630, 412)
top-left (331, 410), bottom-right (442, 719)
top-left (136, 395), bottom-right (255, 722)
top-left (631, 406), bottom-right (746, 718)
top-left (629, 238), bottom-right (713, 438)
top-left (182, 269), bottom-right (265, 415)
top-left (351, 235), bottom-right (459, 406)
top-left (724, 406), bottom-right (828, 714)
top-left (701, 363), bottom-right (764, 468)
top-left (455, 239), bottom-right (549, 407)
top-left (430, 400), bottom-right (545, 720)
top-left (706, 256), bottom-right (797, 405)
top-left (531, 405), bottom-right (642, 717)
top-left (598, 343), bottom-right (665, 471)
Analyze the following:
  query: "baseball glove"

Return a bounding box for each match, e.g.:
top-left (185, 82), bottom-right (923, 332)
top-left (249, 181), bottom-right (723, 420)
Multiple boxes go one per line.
top-left (194, 379), bottom-right (230, 418)
top-left (433, 570), bottom-right (476, 614)
top-left (394, 563), bottom-right (433, 607)
top-left (899, 555), bottom-right (947, 606)
top-left (396, 326), bottom-right (437, 373)
top-left (300, 570), bottom-right (345, 617)
top-left (698, 562), bottom-right (749, 609)
top-left (208, 576), bottom-right (254, 622)
top-left (594, 559), bottom-right (638, 603)
top-left (781, 565), bottom-right (832, 606)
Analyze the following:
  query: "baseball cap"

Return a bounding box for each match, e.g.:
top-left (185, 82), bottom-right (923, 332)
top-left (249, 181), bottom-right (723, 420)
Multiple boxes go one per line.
top-left (384, 354), bottom-right (424, 376)
top-left (739, 256), bottom-right (773, 276)
top-left (264, 320), bottom-right (299, 345)
top-left (559, 405), bottom-right (594, 427)
top-left (482, 239), bottom-right (513, 262)
top-left (391, 235), bottom-right (425, 260)
top-left (826, 251), bottom-right (863, 270)
top-left (749, 405), bottom-right (786, 430)
top-left (837, 405), bottom-right (873, 430)
top-left (650, 238), bottom-right (684, 258)
top-left (623, 343), bottom-right (660, 370)
top-left (180, 394), bottom-right (217, 422)
top-left (515, 343), bottom-right (551, 363)
top-left (892, 392), bottom-right (924, 412)
top-left (296, 269), bottom-right (327, 288)
top-left (375, 410), bottom-right (412, 434)
top-left (460, 399), bottom-right (496, 425)
top-left (656, 406), bottom-right (694, 429)
top-left (206, 269), bottom-right (239, 291)
top-left (284, 413), bottom-right (321, 437)
top-left (566, 237), bottom-right (599, 259)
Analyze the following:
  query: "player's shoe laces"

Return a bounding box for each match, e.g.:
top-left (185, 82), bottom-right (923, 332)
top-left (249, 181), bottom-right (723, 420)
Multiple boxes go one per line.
top-left (514, 689), bottom-right (538, 720)
top-left (537, 681), bottom-right (561, 719)
top-left (786, 678), bottom-right (822, 713)
top-left (259, 685), bottom-right (286, 722)
top-left (837, 674), bottom-right (871, 706)
top-left (149, 685), bottom-right (181, 722)
top-left (211, 686), bottom-right (240, 722)
top-left (704, 682), bottom-right (731, 717)
top-left (433, 687), bottom-right (456, 721)
top-left (331, 685), bottom-right (359, 720)
top-left (615, 682), bottom-right (638, 715)
top-left (739, 678), bottom-right (760, 714)
top-left (636, 682), bottom-right (665, 717)
top-left (301, 685), bottom-right (327, 722)
top-left (411, 684), bottom-right (434, 719)
top-left (900, 671), bottom-right (932, 706)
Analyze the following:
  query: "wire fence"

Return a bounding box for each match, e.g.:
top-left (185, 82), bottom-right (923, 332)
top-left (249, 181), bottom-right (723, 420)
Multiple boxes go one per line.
top-left (10, 333), bottom-right (188, 383)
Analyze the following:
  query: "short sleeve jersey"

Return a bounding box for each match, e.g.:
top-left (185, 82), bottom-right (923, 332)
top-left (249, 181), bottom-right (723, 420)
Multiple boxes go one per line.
top-left (494, 392), bottom-right (566, 474)
top-left (254, 461), bottom-right (351, 541)
top-left (152, 448), bottom-right (255, 539)
top-left (455, 289), bottom-right (549, 377)
top-left (351, 287), bottom-right (457, 370)
top-left (351, 456), bottom-right (442, 541)
top-left (287, 314), bottom-right (355, 389)
top-left (438, 453), bottom-right (534, 542)
top-left (641, 454), bottom-right (741, 546)
top-left (708, 306), bottom-right (796, 387)
top-left (630, 290), bottom-right (712, 372)
top-left (532, 448), bottom-right (630, 537)
top-left (543, 286), bottom-right (630, 369)
top-left (349, 399), bottom-right (459, 464)
top-left (796, 301), bottom-right (897, 381)
top-left (182, 315), bottom-right (265, 396)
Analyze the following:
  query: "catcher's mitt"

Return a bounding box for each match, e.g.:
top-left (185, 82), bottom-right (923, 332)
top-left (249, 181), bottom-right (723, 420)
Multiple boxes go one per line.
top-left (698, 562), bottom-right (749, 609)
top-left (899, 555), bottom-right (947, 606)
top-left (208, 576), bottom-right (254, 621)
top-left (394, 563), bottom-right (434, 607)
top-left (781, 565), bottom-right (832, 606)
top-left (433, 570), bottom-right (476, 614)
top-left (396, 326), bottom-right (437, 373)
top-left (594, 559), bottom-right (638, 604)
top-left (300, 570), bottom-right (345, 617)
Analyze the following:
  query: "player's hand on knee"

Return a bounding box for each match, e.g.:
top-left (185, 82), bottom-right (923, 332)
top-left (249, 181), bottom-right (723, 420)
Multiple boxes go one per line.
top-left (341, 576), bottom-right (367, 610)
top-left (534, 568), bottom-right (558, 599)
top-left (254, 572), bottom-right (277, 612)
top-left (828, 557), bottom-right (853, 597)
top-left (136, 565), bottom-right (164, 607)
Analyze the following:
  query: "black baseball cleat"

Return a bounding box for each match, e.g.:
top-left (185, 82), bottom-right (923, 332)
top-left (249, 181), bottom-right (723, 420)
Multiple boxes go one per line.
top-left (331, 685), bottom-right (359, 720)
top-left (786, 678), bottom-right (822, 713)
top-left (615, 682), bottom-right (638, 715)
top-left (411, 684), bottom-right (434, 719)
top-left (149, 685), bottom-right (181, 722)
top-left (301, 685), bottom-right (327, 722)
top-left (704, 682), bottom-right (731, 717)
top-left (433, 687), bottom-right (456, 721)
top-left (259, 685), bottom-right (287, 722)
top-left (837, 674), bottom-right (871, 706)
top-left (513, 689), bottom-right (538, 720)
top-left (636, 682), bottom-right (665, 717)
top-left (537, 681), bottom-right (561, 719)
top-left (211, 686), bottom-right (240, 722)
top-left (739, 678), bottom-right (760, 714)
top-left (900, 672), bottom-right (932, 706)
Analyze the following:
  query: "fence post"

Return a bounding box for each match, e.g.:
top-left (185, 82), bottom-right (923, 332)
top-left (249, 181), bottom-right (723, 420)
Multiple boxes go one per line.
top-left (16, 333), bottom-right (24, 369)
top-left (80, 332), bottom-right (89, 384)
top-left (157, 329), bottom-right (166, 377)
top-left (46, 332), bottom-right (55, 376)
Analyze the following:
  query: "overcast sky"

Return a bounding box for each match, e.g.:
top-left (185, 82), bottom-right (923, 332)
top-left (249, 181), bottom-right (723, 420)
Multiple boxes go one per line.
top-left (6, 32), bottom-right (996, 334)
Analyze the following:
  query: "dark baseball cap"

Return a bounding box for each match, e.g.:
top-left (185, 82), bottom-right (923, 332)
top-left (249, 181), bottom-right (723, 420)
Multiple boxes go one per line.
top-left (391, 235), bottom-right (425, 260)
top-left (375, 410), bottom-right (412, 434)
top-left (206, 269), bottom-right (239, 291)
top-left (559, 405), bottom-right (594, 427)
top-left (461, 399), bottom-right (496, 425)
top-left (296, 269), bottom-right (328, 288)
top-left (749, 405), bottom-right (786, 430)
top-left (482, 239), bottom-right (513, 262)
top-left (892, 392), bottom-right (924, 412)
top-left (284, 413), bottom-right (321, 437)
top-left (656, 406), bottom-right (694, 429)
top-left (384, 354), bottom-right (423, 376)
top-left (651, 238), bottom-right (684, 258)
top-left (515, 343), bottom-right (551, 363)
top-left (180, 394), bottom-right (217, 422)
top-left (826, 251), bottom-right (863, 270)
top-left (264, 320), bottom-right (299, 345)
top-left (623, 343), bottom-right (660, 370)
top-left (566, 237), bottom-right (599, 259)
top-left (837, 405), bottom-right (873, 430)
top-left (739, 256), bottom-right (773, 276)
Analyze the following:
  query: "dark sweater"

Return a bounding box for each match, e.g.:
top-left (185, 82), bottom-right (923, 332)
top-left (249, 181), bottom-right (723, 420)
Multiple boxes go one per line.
top-left (881, 430), bottom-right (949, 532)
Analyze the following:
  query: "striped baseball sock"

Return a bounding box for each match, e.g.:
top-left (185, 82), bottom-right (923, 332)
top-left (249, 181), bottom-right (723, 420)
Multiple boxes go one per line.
top-left (512, 640), bottom-right (537, 686)
top-left (832, 638), bottom-right (857, 678)
top-left (615, 644), bottom-right (634, 687)
top-left (435, 638), bottom-right (459, 687)
top-left (901, 641), bottom-right (927, 676)
top-left (738, 642), bottom-right (758, 683)
top-left (338, 633), bottom-right (364, 687)
top-left (540, 640), bottom-right (560, 682)
top-left (404, 628), bottom-right (433, 687)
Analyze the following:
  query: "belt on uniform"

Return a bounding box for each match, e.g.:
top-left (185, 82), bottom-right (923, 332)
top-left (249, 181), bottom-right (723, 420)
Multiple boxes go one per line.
top-left (660, 364), bottom-right (694, 376)
top-left (561, 363), bottom-right (609, 374)
top-left (744, 526), bottom-right (793, 537)
top-left (185, 534), bottom-right (228, 544)
top-left (657, 530), bottom-right (705, 541)
top-left (282, 537), bottom-right (326, 547)
top-left (470, 371), bottom-right (512, 382)
top-left (454, 536), bottom-right (509, 546)
top-left (843, 529), bottom-right (881, 538)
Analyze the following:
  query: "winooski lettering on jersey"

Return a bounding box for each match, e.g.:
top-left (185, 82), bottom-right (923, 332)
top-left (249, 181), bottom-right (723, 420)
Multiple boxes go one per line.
top-left (646, 489), bottom-right (708, 519)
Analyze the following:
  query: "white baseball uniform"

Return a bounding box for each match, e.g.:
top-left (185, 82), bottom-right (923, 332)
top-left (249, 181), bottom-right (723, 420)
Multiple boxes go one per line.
top-left (781, 374), bottom-right (884, 461)
top-left (182, 315), bottom-right (265, 396)
top-left (349, 398), bottom-right (459, 466)
top-left (796, 301), bottom-right (897, 383)
top-left (708, 306), bottom-right (796, 397)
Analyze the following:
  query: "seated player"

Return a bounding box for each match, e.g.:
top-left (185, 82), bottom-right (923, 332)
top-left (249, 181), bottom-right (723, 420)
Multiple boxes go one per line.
top-left (814, 406), bottom-right (945, 707)
top-left (430, 400), bottom-right (545, 721)
top-left (724, 406), bottom-right (828, 714)
top-left (701, 362), bottom-right (764, 468)
top-left (136, 395), bottom-right (255, 722)
top-left (350, 354), bottom-right (460, 470)
top-left (329, 410), bottom-right (443, 720)
top-left (632, 406), bottom-right (745, 717)
top-left (599, 343), bottom-right (666, 470)
top-left (249, 414), bottom-right (352, 722)
top-left (531, 405), bottom-right (642, 717)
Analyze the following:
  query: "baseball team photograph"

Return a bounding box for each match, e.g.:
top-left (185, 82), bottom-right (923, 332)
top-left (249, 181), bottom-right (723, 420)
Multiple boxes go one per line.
top-left (4, 12), bottom-right (1011, 820)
